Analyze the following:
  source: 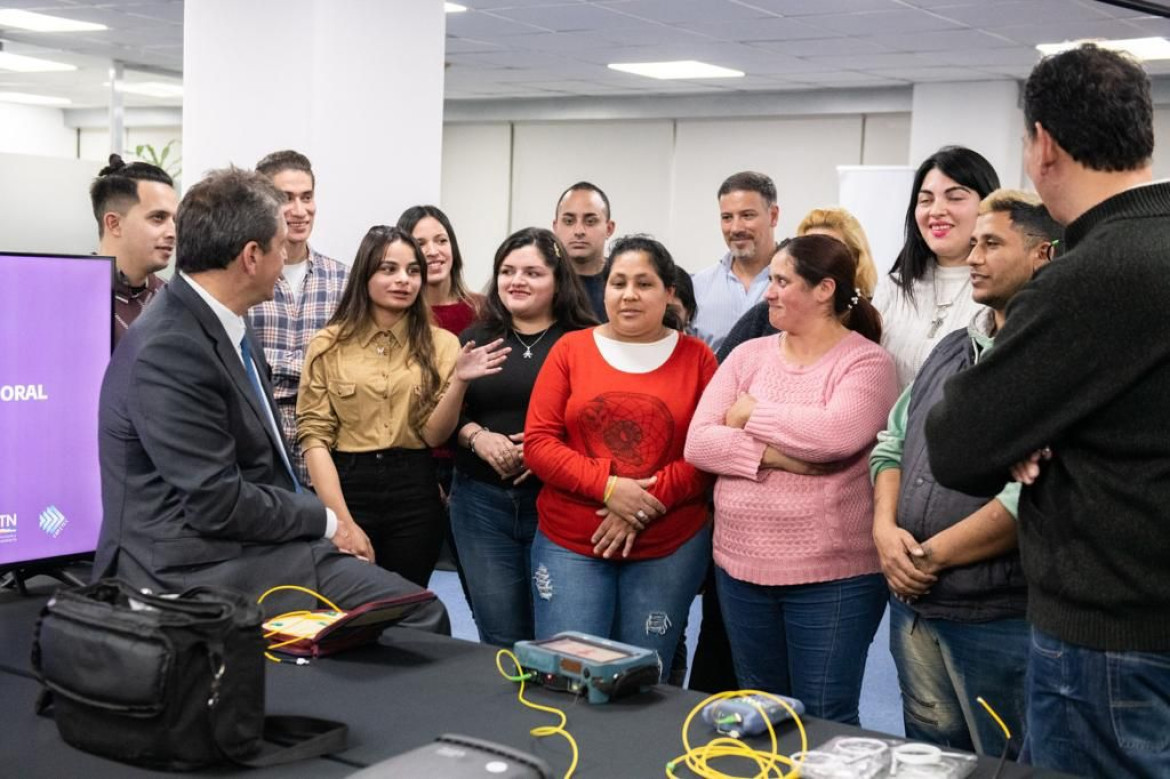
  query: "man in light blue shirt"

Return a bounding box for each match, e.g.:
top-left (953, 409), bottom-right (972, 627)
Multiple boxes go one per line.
top-left (690, 171), bottom-right (779, 352)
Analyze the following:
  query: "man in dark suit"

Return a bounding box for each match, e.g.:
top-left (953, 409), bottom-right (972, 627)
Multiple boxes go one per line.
top-left (95, 166), bottom-right (448, 632)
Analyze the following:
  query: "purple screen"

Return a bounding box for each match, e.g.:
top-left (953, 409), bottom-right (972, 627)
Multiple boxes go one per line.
top-left (0, 253), bottom-right (112, 568)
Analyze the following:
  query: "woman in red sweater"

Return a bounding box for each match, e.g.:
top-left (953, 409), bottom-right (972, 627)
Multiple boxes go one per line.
top-left (525, 235), bottom-right (716, 681)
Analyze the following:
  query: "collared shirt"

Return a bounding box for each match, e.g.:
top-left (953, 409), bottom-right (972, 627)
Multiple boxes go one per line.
top-left (113, 268), bottom-right (165, 347)
top-left (247, 246), bottom-right (349, 405)
top-left (690, 252), bottom-right (771, 353)
top-left (181, 271), bottom-right (336, 538)
top-left (248, 246), bottom-right (348, 484)
top-left (297, 318), bottom-right (460, 453)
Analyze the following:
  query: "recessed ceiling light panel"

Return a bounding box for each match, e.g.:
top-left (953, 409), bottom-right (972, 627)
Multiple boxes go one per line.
top-left (607, 60), bottom-right (745, 80)
top-left (1036, 36), bottom-right (1170, 61)
top-left (0, 91), bottom-right (71, 106)
top-left (0, 9), bottom-right (107, 32)
top-left (0, 51), bottom-right (76, 72)
top-left (104, 81), bottom-right (184, 98)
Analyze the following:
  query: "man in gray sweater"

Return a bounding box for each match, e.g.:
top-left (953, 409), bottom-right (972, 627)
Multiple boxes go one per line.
top-left (926, 44), bottom-right (1170, 777)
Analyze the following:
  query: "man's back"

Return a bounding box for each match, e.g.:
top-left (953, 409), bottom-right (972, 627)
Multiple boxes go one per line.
top-left (928, 182), bottom-right (1170, 651)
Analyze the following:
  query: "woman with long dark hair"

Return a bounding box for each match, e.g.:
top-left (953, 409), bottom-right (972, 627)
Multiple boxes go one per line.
top-left (875, 146), bottom-right (1000, 388)
top-left (297, 226), bottom-right (508, 586)
top-left (396, 205), bottom-right (482, 335)
top-left (686, 234), bottom-right (899, 724)
top-left (449, 227), bottom-right (596, 647)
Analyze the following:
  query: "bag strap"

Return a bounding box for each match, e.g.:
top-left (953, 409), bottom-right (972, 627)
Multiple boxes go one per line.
top-left (231, 715), bottom-right (349, 768)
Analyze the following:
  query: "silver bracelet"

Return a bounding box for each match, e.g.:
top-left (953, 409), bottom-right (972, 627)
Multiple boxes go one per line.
top-left (468, 426), bottom-right (489, 455)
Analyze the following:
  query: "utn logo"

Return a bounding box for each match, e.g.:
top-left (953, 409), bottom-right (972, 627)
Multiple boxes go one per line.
top-left (0, 513), bottom-right (15, 543)
top-left (39, 506), bottom-right (67, 538)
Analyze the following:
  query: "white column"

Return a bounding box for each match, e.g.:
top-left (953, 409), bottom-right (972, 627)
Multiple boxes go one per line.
top-left (183, 0), bottom-right (446, 264)
top-left (909, 81), bottom-right (1025, 189)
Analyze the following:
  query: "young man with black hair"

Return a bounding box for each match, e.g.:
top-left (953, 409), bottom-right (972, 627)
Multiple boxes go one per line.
top-left (926, 44), bottom-right (1170, 777)
top-left (249, 150), bottom-right (348, 485)
top-left (553, 181), bottom-right (614, 322)
top-left (872, 190), bottom-right (1060, 759)
top-left (89, 155), bottom-right (177, 346)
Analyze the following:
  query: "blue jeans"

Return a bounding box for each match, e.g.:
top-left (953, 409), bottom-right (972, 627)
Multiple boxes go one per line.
top-left (1021, 627), bottom-right (1170, 778)
top-left (888, 597), bottom-right (1028, 757)
top-left (716, 568), bottom-right (887, 725)
top-left (530, 524), bottom-right (711, 682)
top-left (448, 471), bottom-right (540, 648)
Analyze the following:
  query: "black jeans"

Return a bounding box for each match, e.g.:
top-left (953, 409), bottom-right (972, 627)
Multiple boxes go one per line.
top-left (334, 448), bottom-right (445, 588)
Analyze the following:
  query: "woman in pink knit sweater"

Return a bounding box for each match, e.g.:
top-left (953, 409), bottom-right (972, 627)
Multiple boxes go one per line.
top-left (685, 234), bottom-right (898, 725)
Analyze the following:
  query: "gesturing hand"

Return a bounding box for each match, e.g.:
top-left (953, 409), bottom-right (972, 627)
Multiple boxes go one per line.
top-left (725, 393), bottom-right (757, 429)
top-left (455, 338), bottom-right (511, 382)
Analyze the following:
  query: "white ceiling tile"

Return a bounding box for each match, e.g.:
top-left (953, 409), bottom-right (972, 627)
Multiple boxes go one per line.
top-left (0, 0), bottom-right (1164, 107)
top-left (445, 10), bottom-right (552, 37)
top-left (797, 9), bottom-right (965, 36)
top-left (915, 46), bottom-right (1041, 68)
top-left (673, 16), bottom-right (840, 42)
top-left (599, 0), bottom-right (772, 24)
top-left (743, 0), bottom-right (901, 15)
top-left (931, 0), bottom-right (1118, 27)
top-left (865, 29), bottom-right (1017, 53)
top-left (805, 52), bottom-right (936, 70)
top-left (986, 19), bottom-right (1149, 45)
top-left (790, 70), bottom-right (908, 86)
top-left (458, 0), bottom-right (589, 9)
top-left (748, 37), bottom-right (890, 57)
top-left (869, 66), bottom-right (1005, 81)
top-left (501, 31), bottom-right (623, 51)
top-left (488, 3), bottom-right (641, 31)
top-left (445, 37), bottom-right (507, 54)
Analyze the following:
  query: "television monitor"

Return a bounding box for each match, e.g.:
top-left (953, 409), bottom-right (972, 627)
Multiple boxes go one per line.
top-left (0, 252), bottom-right (112, 575)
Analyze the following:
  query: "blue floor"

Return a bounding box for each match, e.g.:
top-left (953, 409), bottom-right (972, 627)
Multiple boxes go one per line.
top-left (428, 569), bottom-right (905, 737)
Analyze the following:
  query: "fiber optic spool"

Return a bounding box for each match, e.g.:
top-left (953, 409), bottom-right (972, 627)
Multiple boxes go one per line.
top-left (512, 631), bottom-right (661, 704)
top-left (700, 693), bottom-right (805, 739)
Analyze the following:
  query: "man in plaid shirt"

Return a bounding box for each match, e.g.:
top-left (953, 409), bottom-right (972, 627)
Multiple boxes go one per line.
top-left (249, 150), bottom-right (348, 486)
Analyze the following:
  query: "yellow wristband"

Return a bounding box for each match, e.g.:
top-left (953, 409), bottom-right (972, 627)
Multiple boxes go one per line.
top-left (603, 475), bottom-right (618, 504)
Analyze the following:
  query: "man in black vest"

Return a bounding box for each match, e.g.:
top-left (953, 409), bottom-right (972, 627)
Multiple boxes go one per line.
top-left (870, 189), bottom-right (1059, 758)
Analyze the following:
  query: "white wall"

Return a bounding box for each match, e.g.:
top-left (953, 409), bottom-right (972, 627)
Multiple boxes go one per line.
top-left (0, 152), bottom-right (101, 255)
top-left (910, 81), bottom-right (1025, 189)
top-left (79, 127), bottom-right (183, 171)
top-left (0, 104), bottom-right (75, 158)
top-left (440, 123), bottom-right (512, 291)
top-left (184, 0), bottom-right (446, 265)
top-left (442, 111), bottom-right (912, 284)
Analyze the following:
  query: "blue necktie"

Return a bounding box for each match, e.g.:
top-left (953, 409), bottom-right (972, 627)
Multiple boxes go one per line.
top-left (240, 333), bottom-right (302, 494)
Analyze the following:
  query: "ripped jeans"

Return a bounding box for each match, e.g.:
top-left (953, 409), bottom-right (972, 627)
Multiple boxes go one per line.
top-left (530, 525), bottom-right (711, 682)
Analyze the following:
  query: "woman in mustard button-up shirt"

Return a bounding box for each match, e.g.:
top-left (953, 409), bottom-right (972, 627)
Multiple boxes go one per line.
top-left (298, 225), bottom-right (508, 586)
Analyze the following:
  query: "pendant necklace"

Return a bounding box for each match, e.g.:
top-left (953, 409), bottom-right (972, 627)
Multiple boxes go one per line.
top-left (512, 327), bottom-right (550, 359)
top-left (927, 269), bottom-right (970, 338)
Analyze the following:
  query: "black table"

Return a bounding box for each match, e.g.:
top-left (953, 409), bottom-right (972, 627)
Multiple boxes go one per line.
top-left (1, 580), bottom-right (1068, 777)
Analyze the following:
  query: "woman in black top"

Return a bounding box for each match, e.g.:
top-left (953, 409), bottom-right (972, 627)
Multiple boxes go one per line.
top-left (450, 227), bottom-right (596, 647)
